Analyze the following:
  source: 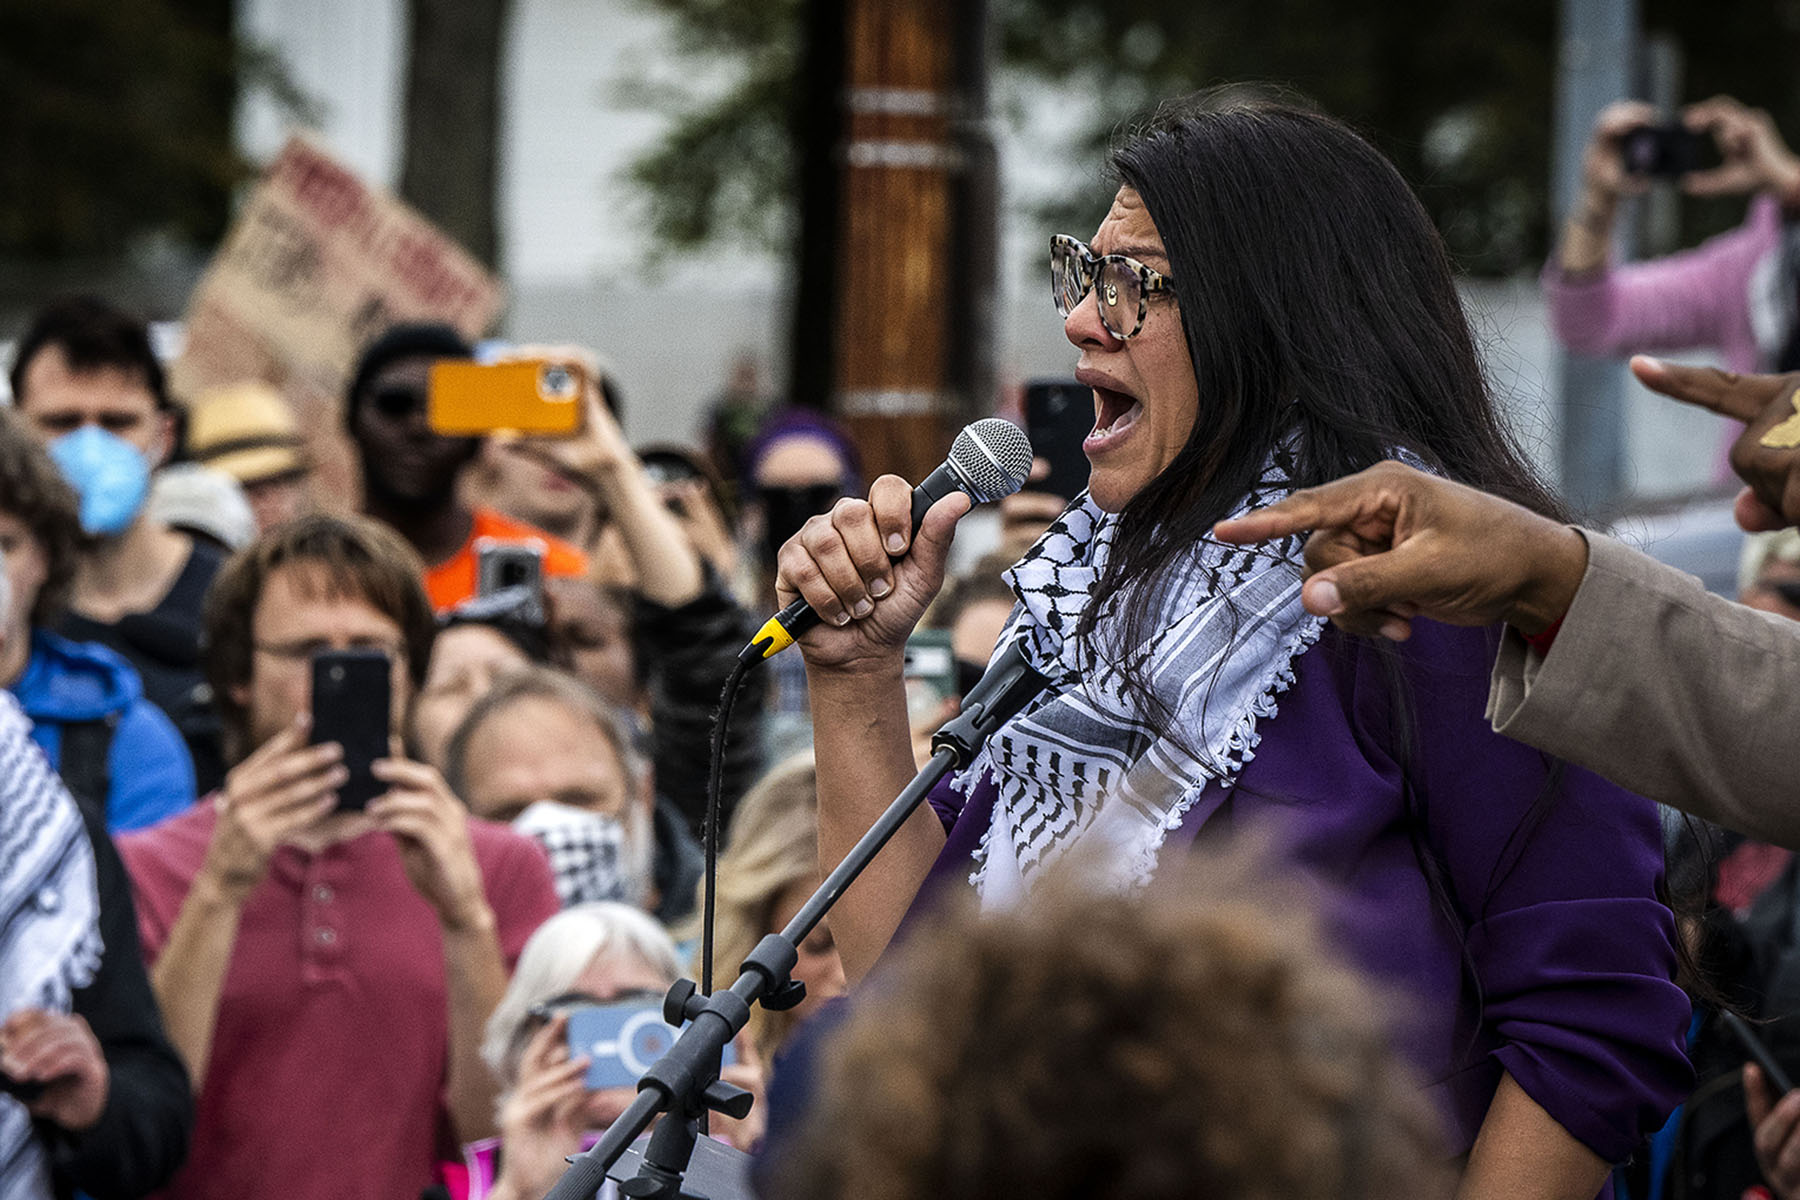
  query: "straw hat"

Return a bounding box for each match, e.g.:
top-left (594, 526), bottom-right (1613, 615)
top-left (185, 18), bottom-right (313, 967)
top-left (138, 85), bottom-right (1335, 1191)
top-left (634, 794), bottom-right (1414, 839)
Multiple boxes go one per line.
top-left (186, 382), bottom-right (306, 485)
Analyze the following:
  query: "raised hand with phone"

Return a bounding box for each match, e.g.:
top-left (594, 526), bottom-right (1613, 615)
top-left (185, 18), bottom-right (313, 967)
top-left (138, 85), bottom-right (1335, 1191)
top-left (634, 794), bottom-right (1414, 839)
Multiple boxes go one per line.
top-left (1556, 96), bottom-right (1800, 272)
top-left (477, 345), bottom-right (707, 610)
top-left (1548, 95), bottom-right (1800, 386)
top-left (466, 344), bottom-right (768, 842)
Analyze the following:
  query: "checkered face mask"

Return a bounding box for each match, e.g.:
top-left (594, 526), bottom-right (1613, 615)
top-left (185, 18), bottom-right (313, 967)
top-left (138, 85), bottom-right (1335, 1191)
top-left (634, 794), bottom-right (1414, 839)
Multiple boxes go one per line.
top-left (511, 800), bottom-right (634, 909)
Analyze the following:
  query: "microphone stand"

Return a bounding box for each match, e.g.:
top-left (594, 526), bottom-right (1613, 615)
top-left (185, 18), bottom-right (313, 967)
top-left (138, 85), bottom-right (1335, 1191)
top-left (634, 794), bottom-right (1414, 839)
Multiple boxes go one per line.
top-left (542, 647), bottom-right (1048, 1200)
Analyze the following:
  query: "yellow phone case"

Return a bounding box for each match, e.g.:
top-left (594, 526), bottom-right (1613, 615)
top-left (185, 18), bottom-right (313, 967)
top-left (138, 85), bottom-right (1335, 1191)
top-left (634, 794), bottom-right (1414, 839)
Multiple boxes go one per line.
top-left (427, 360), bottom-right (583, 437)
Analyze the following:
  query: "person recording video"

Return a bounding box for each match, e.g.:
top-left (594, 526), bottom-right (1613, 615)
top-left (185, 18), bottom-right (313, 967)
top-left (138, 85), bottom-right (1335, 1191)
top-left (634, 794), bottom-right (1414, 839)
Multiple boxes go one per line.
top-left (1547, 96), bottom-right (1800, 376)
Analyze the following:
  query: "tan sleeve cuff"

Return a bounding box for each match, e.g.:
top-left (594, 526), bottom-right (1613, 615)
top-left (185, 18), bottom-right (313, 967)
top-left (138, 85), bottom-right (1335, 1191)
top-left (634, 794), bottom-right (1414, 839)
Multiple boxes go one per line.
top-left (1485, 529), bottom-right (1659, 741)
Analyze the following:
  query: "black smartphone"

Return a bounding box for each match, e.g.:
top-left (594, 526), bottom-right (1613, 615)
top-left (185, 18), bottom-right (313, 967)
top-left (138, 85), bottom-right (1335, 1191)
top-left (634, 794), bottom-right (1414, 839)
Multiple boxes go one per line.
top-left (1024, 379), bottom-right (1093, 501)
top-left (475, 538), bottom-right (545, 598)
top-left (1620, 124), bottom-right (1714, 179)
top-left (1722, 1010), bottom-right (1796, 1095)
top-left (309, 650), bottom-right (392, 811)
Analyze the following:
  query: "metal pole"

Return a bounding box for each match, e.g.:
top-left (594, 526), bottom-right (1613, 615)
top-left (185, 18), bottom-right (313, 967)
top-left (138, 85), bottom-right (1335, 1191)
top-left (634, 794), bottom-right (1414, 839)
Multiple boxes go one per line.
top-left (1552, 0), bottom-right (1638, 514)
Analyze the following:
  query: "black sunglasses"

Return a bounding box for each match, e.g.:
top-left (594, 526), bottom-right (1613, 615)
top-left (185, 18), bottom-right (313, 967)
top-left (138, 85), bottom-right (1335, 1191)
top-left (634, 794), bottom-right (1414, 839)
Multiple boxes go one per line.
top-left (1768, 580), bottom-right (1800, 609)
top-left (370, 385), bottom-right (426, 420)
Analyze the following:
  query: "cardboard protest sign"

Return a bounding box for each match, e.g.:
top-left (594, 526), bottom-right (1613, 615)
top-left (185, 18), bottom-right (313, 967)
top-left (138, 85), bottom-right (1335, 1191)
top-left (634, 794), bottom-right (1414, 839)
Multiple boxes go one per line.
top-left (169, 135), bottom-right (503, 507)
top-left (170, 134), bottom-right (503, 403)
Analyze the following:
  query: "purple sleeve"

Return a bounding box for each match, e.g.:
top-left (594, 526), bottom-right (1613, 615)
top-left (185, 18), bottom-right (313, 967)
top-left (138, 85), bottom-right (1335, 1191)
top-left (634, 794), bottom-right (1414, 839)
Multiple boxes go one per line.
top-left (1541, 195), bottom-right (1778, 369)
top-left (925, 771), bottom-right (965, 831)
top-left (1396, 621), bottom-right (1694, 1161)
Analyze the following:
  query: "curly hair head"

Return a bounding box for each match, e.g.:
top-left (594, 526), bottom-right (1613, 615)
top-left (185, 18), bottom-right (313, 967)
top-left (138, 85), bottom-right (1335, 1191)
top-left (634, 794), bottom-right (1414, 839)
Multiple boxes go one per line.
top-left (773, 839), bottom-right (1453, 1200)
top-left (0, 407), bottom-right (84, 627)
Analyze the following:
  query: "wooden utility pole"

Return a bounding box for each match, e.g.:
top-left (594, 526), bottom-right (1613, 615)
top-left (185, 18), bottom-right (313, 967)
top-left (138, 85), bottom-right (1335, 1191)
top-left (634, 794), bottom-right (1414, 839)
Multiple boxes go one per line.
top-left (833, 0), bottom-right (966, 484)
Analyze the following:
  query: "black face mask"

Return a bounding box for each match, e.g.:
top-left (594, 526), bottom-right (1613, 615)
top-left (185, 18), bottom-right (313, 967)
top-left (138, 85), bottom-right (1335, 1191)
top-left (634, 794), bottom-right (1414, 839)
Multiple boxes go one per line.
top-left (759, 483), bottom-right (845, 564)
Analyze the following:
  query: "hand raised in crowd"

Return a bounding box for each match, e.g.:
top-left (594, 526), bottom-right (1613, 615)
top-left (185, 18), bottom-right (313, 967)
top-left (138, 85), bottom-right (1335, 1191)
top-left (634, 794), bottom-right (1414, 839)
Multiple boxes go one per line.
top-left (491, 344), bottom-right (632, 486)
top-left (1212, 461), bottom-right (1589, 640)
top-left (368, 749), bottom-right (492, 933)
top-left (1579, 99), bottom-right (1661, 207)
top-left (0, 1009), bottom-right (109, 1132)
top-left (489, 1014), bottom-right (592, 1200)
top-left (1680, 95), bottom-right (1800, 200)
top-left (1632, 355), bottom-right (1800, 531)
top-left (1559, 100), bottom-right (1660, 274)
top-left (659, 476), bottom-right (740, 582)
top-left (203, 715), bottom-right (345, 898)
top-left (1747, 1063), bottom-right (1800, 1199)
top-left (775, 477), bottom-right (971, 672)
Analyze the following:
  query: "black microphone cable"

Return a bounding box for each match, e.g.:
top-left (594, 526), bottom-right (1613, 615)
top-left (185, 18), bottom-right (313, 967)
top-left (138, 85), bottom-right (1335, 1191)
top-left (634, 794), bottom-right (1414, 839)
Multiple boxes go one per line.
top-left (697, 419), bottom-right (1034, 1076)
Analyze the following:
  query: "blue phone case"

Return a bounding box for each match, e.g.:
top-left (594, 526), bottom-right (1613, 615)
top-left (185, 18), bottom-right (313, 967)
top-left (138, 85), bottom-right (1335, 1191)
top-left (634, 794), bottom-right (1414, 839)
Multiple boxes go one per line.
top-left (565, 1001), bottom-right (735, 1091)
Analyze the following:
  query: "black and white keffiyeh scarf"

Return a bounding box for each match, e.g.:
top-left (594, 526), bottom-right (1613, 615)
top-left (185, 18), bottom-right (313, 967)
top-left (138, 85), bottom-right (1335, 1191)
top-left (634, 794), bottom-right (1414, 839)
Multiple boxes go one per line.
top-left (0, 692), bottom-right (102, 1197)
top-left (964, 447), bottom-right (1325, 907)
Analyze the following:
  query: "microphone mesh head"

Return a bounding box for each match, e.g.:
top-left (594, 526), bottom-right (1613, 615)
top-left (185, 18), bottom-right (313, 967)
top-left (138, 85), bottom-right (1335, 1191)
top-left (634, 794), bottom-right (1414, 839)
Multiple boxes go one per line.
top-left (949, 418), bottom-right (1034, 502)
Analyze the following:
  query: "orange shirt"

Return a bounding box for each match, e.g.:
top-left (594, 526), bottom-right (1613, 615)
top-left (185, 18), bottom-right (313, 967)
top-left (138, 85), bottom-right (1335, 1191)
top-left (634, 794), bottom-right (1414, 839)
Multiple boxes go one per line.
top-left (423, 507), bottom-right (589, 612)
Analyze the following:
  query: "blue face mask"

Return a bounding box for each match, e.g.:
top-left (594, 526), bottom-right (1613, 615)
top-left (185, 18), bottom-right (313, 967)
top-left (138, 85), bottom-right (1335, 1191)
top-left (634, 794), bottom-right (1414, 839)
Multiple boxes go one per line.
top-left (49, 426), bottom-right (152, 537)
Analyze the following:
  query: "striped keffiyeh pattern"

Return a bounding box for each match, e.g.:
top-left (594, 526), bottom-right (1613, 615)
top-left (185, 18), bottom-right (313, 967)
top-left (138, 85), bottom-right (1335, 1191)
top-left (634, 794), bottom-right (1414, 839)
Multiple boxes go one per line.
top-left (0, 691), bottom-right (101, 1196)
top-left (965, 445), bottom-right (1326, 908)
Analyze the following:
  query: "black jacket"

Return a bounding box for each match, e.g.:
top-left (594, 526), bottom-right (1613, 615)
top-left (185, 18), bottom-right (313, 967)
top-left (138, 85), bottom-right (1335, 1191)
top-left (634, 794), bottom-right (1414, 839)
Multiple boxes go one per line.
top-left (636, 568), bottom-right (767, 843)
top-left (41, 800), bottom-right (192, 1199)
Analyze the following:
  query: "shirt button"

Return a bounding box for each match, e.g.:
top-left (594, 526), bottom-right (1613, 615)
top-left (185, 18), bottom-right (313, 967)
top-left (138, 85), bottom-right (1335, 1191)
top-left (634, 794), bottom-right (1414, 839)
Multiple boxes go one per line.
top-left (315, 927), bottom-right (337, 946)
top-left (312, 884), bottom-right (334, 903)
top-left (34, 887), bottom-right (60, 913)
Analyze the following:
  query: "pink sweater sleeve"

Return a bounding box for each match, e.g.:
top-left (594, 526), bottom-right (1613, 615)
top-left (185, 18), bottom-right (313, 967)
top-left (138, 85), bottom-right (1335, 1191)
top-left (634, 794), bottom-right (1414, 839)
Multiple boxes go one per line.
top-left (1541, 194), bottom-right (1782, 372)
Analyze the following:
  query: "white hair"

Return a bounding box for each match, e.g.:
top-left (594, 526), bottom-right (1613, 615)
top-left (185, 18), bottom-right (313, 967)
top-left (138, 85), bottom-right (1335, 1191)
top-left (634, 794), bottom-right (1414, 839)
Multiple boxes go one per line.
top-left (481, 902), bottom-right (685, 1087)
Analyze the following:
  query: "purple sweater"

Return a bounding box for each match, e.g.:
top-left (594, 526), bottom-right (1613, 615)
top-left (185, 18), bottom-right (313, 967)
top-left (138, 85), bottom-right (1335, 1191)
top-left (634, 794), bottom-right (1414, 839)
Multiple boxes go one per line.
top-left (916, 619), bottom-right (1693, 1165)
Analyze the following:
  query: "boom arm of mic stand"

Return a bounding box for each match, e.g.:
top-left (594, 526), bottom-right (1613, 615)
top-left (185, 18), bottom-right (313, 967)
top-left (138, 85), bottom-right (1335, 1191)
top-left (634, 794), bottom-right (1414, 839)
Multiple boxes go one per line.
top-left (542, 653), bottom-right (1045, 1200)
top-left (541, 749), bottom-right (965, 1200)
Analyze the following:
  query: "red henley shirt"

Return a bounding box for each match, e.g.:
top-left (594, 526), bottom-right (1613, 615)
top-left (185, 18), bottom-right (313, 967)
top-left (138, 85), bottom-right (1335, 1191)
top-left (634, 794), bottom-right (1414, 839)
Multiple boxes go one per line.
top-left (120, 804), bottom-right (561, 1200)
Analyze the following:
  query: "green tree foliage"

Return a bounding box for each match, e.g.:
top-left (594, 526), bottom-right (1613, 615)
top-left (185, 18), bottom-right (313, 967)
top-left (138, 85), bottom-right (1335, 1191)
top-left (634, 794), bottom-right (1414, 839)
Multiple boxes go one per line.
top-left (627, 0), bottom-right (1800, 277)
top-left (623, 0), bottom-right (805, 256)
top-left (1000, 0), bottom-right (1558, 276)
top-left (0, 0), bottom-right (248, 260)
top-left (1641, 0), bottom-right (1800, 247)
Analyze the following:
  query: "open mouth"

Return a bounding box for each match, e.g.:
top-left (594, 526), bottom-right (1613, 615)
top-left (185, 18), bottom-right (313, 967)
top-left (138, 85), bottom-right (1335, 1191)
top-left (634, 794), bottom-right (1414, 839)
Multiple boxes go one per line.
top-left (1087, 385), bottom-right (1143, 445)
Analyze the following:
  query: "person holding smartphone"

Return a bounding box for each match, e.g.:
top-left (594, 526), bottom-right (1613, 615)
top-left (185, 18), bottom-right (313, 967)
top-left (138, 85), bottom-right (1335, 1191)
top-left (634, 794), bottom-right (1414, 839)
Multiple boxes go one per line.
top-left (344, 323), bottom-right (589, 613)
top-left (1545, 95), bottom-right (1800, 383)
top-left (117, 514), bottom-right (560, 1200)
top-left (430, 902), bottom-right (762, 1200)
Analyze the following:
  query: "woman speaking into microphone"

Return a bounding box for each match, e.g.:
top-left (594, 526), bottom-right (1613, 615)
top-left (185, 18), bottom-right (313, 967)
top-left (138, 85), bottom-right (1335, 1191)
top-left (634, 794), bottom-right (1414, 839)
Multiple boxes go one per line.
top-left (776, 88), bottom-right (1690, 1197)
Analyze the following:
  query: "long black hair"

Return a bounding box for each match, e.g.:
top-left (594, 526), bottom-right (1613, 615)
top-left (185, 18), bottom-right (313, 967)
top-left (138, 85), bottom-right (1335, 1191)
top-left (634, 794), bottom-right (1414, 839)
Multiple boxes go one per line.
top-left (1084, 88), bottom-right (1567, 666)
top-left (1080, 89), bottom-right (1697, 1035)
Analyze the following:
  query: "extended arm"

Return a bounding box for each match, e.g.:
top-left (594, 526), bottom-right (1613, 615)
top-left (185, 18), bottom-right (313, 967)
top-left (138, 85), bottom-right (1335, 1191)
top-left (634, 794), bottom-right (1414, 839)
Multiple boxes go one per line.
top-left (1548, 98), bottom-right (1799, 359)
top-left (437, 911), bottom-right (509, 1143)
top-left (1456, 1074), bottom-right (1610, 1200)
top-left (368, 755), bottom-right (512, 1144)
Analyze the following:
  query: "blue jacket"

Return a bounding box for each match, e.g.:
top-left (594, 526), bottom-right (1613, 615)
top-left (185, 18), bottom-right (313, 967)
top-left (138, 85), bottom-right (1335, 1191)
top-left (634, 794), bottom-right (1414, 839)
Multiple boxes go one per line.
top-left (12, 631), bottom-right (196, 833)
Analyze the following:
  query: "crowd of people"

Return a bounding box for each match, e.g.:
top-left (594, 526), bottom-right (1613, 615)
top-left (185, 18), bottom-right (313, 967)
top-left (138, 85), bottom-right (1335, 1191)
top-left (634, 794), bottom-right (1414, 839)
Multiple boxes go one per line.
top-left (8, 79), bottom-right (1800, 1200)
